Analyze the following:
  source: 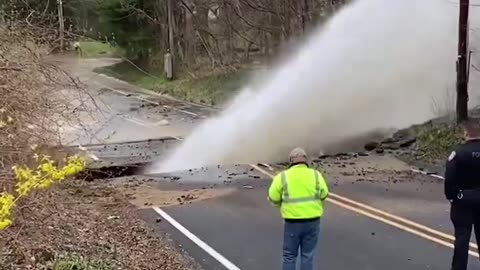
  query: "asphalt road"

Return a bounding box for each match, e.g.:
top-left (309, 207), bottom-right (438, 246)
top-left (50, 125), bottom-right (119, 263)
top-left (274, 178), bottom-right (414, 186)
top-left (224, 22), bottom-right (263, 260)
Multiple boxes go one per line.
top-left (64, 57), bottom-right (480, 270)
top-left (54, 57), bottom-right (214, 146)
top-left (140, 171), bottom-right (480, 270)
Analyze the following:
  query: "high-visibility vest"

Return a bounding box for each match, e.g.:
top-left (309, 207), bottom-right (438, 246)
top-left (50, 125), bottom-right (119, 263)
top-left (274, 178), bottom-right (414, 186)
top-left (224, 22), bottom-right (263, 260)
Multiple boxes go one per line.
top-left (268, 164), bottom-right (329, 219)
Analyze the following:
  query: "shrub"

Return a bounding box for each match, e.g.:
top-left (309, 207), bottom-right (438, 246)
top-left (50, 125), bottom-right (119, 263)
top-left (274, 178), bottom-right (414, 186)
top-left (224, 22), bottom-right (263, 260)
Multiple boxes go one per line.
top-left (0, 154), bottom-right (85, 229)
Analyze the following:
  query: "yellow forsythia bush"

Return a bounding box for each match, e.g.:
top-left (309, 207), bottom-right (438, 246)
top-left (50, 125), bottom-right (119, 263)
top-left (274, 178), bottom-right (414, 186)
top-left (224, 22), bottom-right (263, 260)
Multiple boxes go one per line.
top-left (0, 155), bottom-right (86, 229)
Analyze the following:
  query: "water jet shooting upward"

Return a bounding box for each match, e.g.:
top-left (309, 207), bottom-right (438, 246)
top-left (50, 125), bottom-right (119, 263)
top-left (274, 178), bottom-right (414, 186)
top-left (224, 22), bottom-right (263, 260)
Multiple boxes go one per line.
top-left (148, 0), bottom-right (472, 174)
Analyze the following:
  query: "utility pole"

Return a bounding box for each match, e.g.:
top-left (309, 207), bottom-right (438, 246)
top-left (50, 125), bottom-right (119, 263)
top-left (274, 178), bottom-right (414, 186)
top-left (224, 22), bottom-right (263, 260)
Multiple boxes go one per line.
top-left (456, 0), bottom-right (469, 123)
top-left (167, 0), bottom-right (176, 79)
top-left (57, 0), bottom-right (65, 52)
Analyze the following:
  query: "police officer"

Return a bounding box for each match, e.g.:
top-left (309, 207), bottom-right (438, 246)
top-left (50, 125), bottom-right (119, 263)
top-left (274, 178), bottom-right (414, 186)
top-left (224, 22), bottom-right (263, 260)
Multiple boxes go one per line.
top-left (445, 120), bottom-right (480, 270)
top-left (268, 147), bottom-right (329, 270)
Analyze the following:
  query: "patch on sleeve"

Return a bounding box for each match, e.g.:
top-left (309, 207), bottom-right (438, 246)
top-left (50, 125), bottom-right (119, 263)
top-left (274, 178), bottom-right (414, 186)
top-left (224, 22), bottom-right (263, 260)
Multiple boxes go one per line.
top-left (448, 151), bottom-right (457, 162)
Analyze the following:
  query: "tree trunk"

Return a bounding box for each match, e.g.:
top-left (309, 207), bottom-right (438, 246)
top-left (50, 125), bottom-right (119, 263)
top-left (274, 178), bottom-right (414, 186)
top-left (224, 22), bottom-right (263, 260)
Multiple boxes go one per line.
top-left (282, 0), bottom-right (291, 41)
top-left (57, 0), bottom-right (65, 52)
top-left (221, 1), bottom-right (234, 64)
top-left (302, 0), bottom-right (309, 33)
top-left (329, 0), bottom-right (337, 14)
top-left (184, 5), bottom-right (195, 65)
top-left (167, 0), bottom-right (176, 79)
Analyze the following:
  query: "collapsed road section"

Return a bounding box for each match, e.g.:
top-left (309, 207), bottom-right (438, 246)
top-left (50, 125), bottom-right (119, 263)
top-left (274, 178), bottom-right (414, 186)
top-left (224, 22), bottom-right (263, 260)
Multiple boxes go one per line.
top-left (62, 133), bottom-right (279, 183)
top-left (71, 136), bottom-right (181, 180)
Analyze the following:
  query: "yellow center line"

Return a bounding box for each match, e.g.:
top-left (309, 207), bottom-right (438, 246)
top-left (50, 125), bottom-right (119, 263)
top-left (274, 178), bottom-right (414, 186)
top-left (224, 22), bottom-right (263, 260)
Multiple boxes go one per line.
top-left (249, 163), bottom-right (479, 257)
top-left (166, 131), bottom-right (475, 255)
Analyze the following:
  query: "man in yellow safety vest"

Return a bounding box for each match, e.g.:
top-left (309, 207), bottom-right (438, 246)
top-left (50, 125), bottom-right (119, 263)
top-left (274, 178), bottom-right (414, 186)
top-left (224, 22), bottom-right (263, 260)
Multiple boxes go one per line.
top-left (268, 147), bottom-right (329, 270)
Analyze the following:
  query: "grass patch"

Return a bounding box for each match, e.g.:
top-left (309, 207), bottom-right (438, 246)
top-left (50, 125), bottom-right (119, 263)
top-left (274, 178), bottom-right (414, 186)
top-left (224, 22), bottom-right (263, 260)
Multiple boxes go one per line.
top-left (78, 41), bottom-right (123, 58)
top-left (413, 122), bottom-right (463, 159)
top-left (40, 255), bottom-right (113, 270)
top-left (94, 61), bottom-right (246, 106)
top-left (164, 72), bottom-right (245, 106)
top-left (94, 61), bottom-right (172, 89)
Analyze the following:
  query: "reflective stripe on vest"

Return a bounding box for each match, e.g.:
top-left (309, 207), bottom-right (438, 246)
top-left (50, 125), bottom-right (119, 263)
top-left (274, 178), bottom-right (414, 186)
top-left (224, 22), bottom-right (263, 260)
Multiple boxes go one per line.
top-left (281, 170), bottom-right (321, 203)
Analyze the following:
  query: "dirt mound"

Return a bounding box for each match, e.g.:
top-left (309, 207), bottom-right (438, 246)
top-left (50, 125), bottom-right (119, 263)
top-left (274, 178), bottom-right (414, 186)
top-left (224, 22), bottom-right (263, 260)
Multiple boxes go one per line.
top-left (118, 183), bottom-right (234, 208)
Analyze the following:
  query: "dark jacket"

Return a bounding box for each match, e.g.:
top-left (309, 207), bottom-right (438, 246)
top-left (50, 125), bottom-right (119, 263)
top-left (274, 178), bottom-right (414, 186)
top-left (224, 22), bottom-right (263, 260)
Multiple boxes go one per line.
top-left (444, 139), bottom-right (480, 201)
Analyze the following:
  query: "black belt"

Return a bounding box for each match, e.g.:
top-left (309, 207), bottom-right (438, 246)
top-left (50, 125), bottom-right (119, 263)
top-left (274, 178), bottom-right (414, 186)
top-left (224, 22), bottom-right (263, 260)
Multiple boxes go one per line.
top-left (457, 189), bottom-right (480, 204)
top-left (284, 217), bottom-right (320, 223)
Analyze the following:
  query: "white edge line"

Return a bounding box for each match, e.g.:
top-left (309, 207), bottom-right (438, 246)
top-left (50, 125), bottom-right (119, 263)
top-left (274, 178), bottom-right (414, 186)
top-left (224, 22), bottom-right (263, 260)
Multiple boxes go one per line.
top-left (78, 145), bottom-right (100, 161)
top-left (121, 114), bottom-right (172, 127)
top-left (95, 81), bottom-right (129, 96)
top-left (431, 174), bottom-right (446, 180)
top-left (123, 117), bottom-right (147, 126)
top-left (170, 135), bottom-right (184, 141)
top-left (411, 168), bottom-right (445, 180)
top-left (134, 96), bottom-right (160, 106)
top-left (164, 104), bottom-right (199, 117)
top-left (178, 109), bottom-right (198, 117)
top-left (258, 162), bottom-right (274, 171)
top-left (152, 207), bottom-right (241, 270)
top-left (111, 88), bottom-right (130, 96)
top-left (122, 116), bottom-right (170, 127)
top-left (250, 164), bottom-right (273, 177)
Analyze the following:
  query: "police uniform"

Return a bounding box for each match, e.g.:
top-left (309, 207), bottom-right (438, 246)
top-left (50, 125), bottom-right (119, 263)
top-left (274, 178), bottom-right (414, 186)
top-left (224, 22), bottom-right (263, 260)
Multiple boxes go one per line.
top-left (445, 138), bottom-right (480, 270)
top-left (268, 162), bottom-right (329, 270)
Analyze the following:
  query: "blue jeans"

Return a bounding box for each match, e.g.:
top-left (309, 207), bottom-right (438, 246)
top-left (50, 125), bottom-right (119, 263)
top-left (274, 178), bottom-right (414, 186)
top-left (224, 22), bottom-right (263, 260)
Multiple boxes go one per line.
top-left (282, 219), bottom-right (320, 270)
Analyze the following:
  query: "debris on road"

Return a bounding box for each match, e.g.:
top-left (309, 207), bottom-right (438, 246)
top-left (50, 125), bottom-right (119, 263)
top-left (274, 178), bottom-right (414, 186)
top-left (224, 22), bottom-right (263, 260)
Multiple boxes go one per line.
top-left (116, 181), bottom-right (234, 208)
top-left (364, 142), bottom-right (379, 151)
top-left (363, 129), bottom-right (416, 154)
top-left (310, 153), bottom-right (422, 186)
